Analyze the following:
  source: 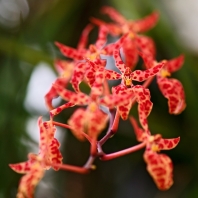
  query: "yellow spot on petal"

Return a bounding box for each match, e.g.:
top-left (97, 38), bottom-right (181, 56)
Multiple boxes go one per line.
top-left (91, 165), bottom-right (96, 170)
top-left (88, 102), bottom-right (97, 112)
top-left (89, 53), bottom-right (97, 61)
top-left (160, 69), bottom-right (171, 78)
top-left (125, 79), bottom-right (132, 86)
top-left (151, 144), bottom-right (160, 152)
top-left (129, 32), bottom-right (135, 39)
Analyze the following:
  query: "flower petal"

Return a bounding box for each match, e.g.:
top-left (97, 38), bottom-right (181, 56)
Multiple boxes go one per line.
top-left (9, 161), bottom-right (31, 174)
top-left (70, 62), bottom-right (87, 92)
top-left (68, 108), bottom-right (88, 141)
top-left (53, 85), bottom-right (91, 105)
top-left (77, 24), bottom-right (93, 50)
top-left (129, 116), bottom-right (145, 142)
top-left (87, 108), bottom-right (109, 138)
top-left (157, 76), bottom-right (186, 114)
top-left (101, 6), bottom-right (127, 25)
top-left (16, 161), bottom-right (45, 198)
top-left (131, 11), bottom-right (159, 33)
top-left (158, 137), bottom-right (180, 150)
top-left (45, 77), bottom-right (69, 110)
top-left (165, 54), bottom-right (184, 73)
top-left (131, 61), bottom-right (165, 82)
top-left (49, 138), bottom-right (63, 170)
top-left (55, 42), bottom-right (84, 60)
top-left (95, 25), bottom-right (108, 49)
top-left (144, 150), bottom-right (174, 190)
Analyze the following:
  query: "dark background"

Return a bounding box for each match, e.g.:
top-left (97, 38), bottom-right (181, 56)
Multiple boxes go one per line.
top-left (1, 0), bottom-right (198, 197)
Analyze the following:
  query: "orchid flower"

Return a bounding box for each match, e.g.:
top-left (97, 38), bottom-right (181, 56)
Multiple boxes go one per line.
top-left (104, 35), bottom-right (165, 123)
top-left (9, 117), bottom-right (63, 197)
top-left (51, 83), bottom-right (133, 141)
top-left (130, 117), bottom-right (180, 190)
top-left (141, 52), bottom-right (186, 114)
top-left (55, 25), bottom-right (114, 92)
top-left (91, 6), bottom-right (158, 69)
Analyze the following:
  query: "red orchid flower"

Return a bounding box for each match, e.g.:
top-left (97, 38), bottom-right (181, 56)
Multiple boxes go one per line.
top-left (91, 6), bottom-right (158, 69)
top-left (50, 82), bottom-right (134, 140)
top-left (141, 52), bottom-right (186, 114)
top-left (9, 118), bottom-right (63, 197)
top-left (92, 6), bottom-right (159, 35)
top-left (45, 24), bottom-right (94, 109)
top-left (130, 117), bottom-right (180, 190)
top-left (104, 35), bottom-right (165, 121)
top-left (55, 25), bottom-right (114, 92)
top-left (157, 55), bottom-right (186, 114)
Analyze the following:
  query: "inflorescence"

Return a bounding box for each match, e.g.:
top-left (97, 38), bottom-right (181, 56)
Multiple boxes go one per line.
top-left (9, 6), bottom-right (186, 198)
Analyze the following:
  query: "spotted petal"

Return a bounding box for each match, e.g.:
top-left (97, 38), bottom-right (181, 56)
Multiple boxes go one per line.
top-left (55, 42), bottom-right (84, 60)
top-left (101, 6), bottom-right (127, 25)
top-left (68, 108), bottom-right (88, 141)
top-left (112, 84), bottom-right (133, 120)
top-left (131, 11), bottom-right (159, 33)
top-left (50, 102), bottom-right (75, 117)
top-left (144, 150), bottom-right (173, 190)
top-left (70, 62), bottom-right (87, 92)
top-left (16, 160), bottom-right (45, 198)
top-left (77, 24), bottom-right (93, 49)
top-left (157, 76), bottom-right (186, 114)
top-left (131, 61), bottom-right (165, 82)
top-left (91, 67), bottom-right (105, 97)
top-left (133, 85), bottom-right (153, 130)
top-left (129, 116), bottom-right (145, 142)
top-left (45, 77), bottom-right (69, 110)
top-left (95, 25), bottom-right (109, 49)
top-left (53, 85), bottom-right (91, 105)
top-left (90, 17), bottom-right (121, 36)
top-left (123, 36), bottom-right (139, 69)
top-left (9, 161), bottom-right (31, 174)
top-left (165, 54), bottom-right (184, 73)
top-left (49, 138), bottom-right (63, 170)
top-left (105, 69), bottom-right (121, 80)
top-left (157, 137), bottom-right (180, 150)
top-left (136, 35), bottom-right (156, 60)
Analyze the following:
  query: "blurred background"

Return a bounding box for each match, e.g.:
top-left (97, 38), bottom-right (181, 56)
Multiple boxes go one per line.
top-left (1, 0), bottom-right (198, 197)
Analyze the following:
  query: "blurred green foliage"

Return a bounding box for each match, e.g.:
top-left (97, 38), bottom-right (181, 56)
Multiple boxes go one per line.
top-left (1, 0), bottom-right (198, 197)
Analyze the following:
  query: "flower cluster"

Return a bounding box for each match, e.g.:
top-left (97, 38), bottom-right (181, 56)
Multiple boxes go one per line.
top-left (9, 6), bottom-right (186, 197)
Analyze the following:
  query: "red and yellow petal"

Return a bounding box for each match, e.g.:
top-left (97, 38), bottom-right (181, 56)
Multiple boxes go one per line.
top-left (144, 150), bottom-right (174, 190)
top-left (16, 161), bottom-right (45, 198)
top-left (70, 62), bottom-right (87, 92)
top-left (165, 54), bottom-right (184, 73)
top-left (129, 116), bottom-right (146, 142)
top-left (45, 77), bottom-right (69, 110)
top-left (157, 137), bottom-right (180, 150)
top-left (101, 6), bottom-right (127, 25)
top-left (54, 85), bottom-right (91, 105)
top-left (77, 24), bottom-right (93, 50)
top-left (157, 76), bottom-right (186, 114)
top-left (95, 25), bottom-right (108, 50)
top-left (49, 138), bottom-right (63, 170)
top-left (55, 42), bottom-right (84, 60)
top-left (131, 11), bottom-right (159, 33)
top-left (9, 161), bottom-right (31, 174)
top-left (131, 61), bottom-right (165, 82)
top-left (87, 108), bottom-right (109, 139)
top-left (67, 108), bottom-right (88, 141)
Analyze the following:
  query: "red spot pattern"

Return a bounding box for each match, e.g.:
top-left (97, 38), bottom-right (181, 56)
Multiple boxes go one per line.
top-left (157, 75), bottom-right (186, 114)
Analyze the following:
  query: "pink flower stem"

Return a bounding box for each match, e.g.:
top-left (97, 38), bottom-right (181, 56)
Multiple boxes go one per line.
top-left (52, 163), bottom-right (90, 174)
top-left (100, 142), bottom-right (146, 161)
top-left (52, 121), bottom-right (72, 130)
top-left (52, 121), bottom-right (92, 142)
top-left (99, 110), bottom-right (120, 146)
